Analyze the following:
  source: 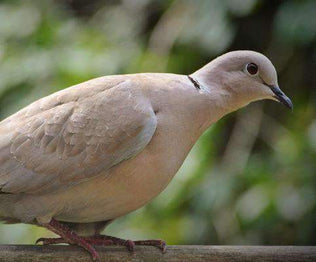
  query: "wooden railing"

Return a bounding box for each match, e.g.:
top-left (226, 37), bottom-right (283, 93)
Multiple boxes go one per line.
top-left (0, 245), bottom-right (315, 262)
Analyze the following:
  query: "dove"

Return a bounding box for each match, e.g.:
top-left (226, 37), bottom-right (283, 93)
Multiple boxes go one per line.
top-left (0, 51), bottom-right (292, 260)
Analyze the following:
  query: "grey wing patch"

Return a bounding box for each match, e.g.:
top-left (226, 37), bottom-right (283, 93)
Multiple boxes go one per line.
top-left (0, 85), bottom-right (157, 194)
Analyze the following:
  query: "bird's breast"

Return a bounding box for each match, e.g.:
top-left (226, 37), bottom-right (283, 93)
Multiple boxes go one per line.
top-left (52, 111), bottom-right (199, 223)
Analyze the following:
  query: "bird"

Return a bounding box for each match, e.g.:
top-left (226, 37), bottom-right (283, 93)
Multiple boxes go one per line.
top-left (0, 50), bottom-right (292, 260)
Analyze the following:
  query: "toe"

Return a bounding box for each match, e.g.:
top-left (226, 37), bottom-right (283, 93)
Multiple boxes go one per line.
top-left (35, 238), bottom-right (45, 245)
top-left (125, 240), bottom-right (135, 252)
top-left (91, 251), bottom-right (100, 262)
top-left (160, 241), bottom-right (167, 253)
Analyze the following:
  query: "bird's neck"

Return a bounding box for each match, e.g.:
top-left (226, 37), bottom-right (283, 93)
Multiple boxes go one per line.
top-left (196, 89), bottom-right (240, 135)
top-left (163, 76), bottom-right (243, 144)
top-left (190, 67), bottom-right (253, 132)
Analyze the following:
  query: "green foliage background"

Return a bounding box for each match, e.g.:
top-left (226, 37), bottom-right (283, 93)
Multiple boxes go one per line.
top-left (0, 0), bottom-right (315, 246)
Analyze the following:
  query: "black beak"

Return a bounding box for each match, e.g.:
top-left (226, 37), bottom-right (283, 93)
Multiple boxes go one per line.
top-left (268, 84), bottom-right (293, 110)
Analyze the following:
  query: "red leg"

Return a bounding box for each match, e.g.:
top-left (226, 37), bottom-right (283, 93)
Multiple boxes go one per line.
top-left (36, 219), bottom-right (167, 260)
top-left (36, 218), bottom-right (100, 261)
top-left (37, 233), bottom-right (167, 252)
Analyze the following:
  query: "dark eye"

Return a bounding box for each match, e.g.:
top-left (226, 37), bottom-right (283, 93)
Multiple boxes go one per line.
top-left (246, 63), bottom-right (258, 75)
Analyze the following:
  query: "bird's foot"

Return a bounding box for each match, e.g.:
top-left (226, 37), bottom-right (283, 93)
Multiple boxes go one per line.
top-left (133, 239), bottom-right (167, 252)
top-left (37, 234), bottom-right (166, 253)
top-left (85, 235), bottom-right (167, 252)
top-left (36, 218), bottom-right (166, 260)
top-left (85, 235), bottom-right (135, 251)
top-left (36, 218), bottom-right (100, 261)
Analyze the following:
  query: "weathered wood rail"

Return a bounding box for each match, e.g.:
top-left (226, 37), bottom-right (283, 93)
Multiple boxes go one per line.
top-left (0, 245), bottom-right (315, 262)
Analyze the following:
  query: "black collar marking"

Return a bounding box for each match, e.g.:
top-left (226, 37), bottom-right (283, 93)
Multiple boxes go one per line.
top-left (187, 75), bottom-right (201, 90)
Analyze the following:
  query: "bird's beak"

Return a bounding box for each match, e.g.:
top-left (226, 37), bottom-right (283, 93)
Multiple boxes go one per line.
top-left (268, 84), bottom-right (293, 110)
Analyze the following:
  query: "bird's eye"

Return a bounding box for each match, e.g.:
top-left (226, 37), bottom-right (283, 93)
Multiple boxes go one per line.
top-left (246, 63), bottom-right (258, 75)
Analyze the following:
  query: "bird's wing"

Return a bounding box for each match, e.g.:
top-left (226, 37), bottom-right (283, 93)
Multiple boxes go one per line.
top-left (0, 77), bottom-right (157, 194)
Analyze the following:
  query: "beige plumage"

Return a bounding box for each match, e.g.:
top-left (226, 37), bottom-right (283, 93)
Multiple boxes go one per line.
top-left (0, 51), bottom-right (292, 260)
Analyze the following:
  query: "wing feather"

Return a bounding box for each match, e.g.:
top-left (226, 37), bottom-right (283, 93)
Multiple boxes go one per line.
top-left (0, 77), bottom-right (157, 194)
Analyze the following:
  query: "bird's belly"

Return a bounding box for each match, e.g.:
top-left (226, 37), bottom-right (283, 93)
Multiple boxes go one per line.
top-left (53, 155), bottom-right (178, 222)
top-left (52, 136), bottom-right (191, 223)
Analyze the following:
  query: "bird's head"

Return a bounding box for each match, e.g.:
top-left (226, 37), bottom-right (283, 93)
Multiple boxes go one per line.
top-left (193, 50), bottom-right (293, 110)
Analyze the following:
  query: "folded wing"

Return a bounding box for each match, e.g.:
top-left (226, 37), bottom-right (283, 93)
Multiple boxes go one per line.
top-left (0, 78), bottom-right (157, 194)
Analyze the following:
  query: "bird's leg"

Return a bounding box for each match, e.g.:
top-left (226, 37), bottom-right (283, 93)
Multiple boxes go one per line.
top-left (36, 219), bottom-right (166, 255)
top-left (36, 218), bottom-right (100, 261)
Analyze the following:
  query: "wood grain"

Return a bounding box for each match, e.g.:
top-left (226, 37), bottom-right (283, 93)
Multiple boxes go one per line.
top-left (0, 245), bottom-right (315, 262)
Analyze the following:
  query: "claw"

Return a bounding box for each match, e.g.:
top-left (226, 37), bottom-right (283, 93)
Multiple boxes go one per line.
top-left (161, 241), bottom-right (167, 253)
top-left (35, 238), bottom-right (44, 244)
top-left (124, 239), bottom-right (135, 251)
top-left (134, 239), bottom-right (166, 252)
top-left (36, 237), bottom-right (65, 245)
